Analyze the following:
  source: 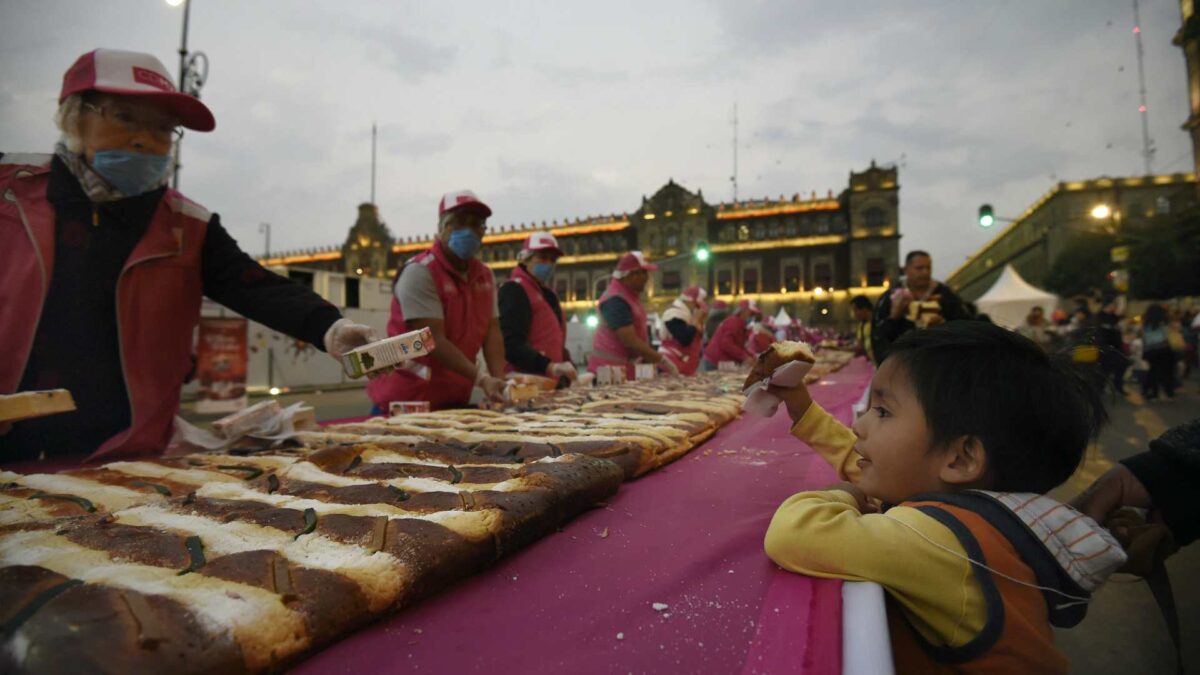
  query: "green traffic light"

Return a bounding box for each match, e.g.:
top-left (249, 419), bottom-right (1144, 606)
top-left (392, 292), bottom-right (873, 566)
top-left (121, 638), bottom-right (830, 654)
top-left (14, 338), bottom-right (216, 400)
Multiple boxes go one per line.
top-left (978, 204), bottom-right (995, 228)
top-left (694, 241), bottom-right (711, 262)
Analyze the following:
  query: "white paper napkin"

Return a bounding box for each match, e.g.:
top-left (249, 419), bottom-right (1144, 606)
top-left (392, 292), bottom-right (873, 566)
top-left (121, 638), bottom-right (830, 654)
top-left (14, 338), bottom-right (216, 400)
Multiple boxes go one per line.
top-left (741, 360), bottom-right (813, 417)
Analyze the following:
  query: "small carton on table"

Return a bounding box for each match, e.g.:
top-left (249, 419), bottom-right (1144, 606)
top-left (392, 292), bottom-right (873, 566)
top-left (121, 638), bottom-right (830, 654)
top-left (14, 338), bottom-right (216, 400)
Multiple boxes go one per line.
top-left (634, 363), bottom-right (657, 381)
top-left (389, 401), bottom-right (432, 416)
top-left (341, 327), bottom-right (436, 379)
top-left (211, 399), bottom-right (281, 439)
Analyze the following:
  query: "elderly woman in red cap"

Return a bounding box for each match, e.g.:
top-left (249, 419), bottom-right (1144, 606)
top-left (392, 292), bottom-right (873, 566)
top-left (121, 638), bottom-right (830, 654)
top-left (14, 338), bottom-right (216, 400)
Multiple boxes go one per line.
top-left (498, 232), bottom-right (576, 385)
top-left (702, 299), bottom-right (760, 370)
top-left (658, 286), bottom-right (708, 376)
top-left (587, 251), bottom-right (679, 378)
top-left (0, 49), bottom-right (374, 463)
top-left (367, 190), bottom-right (508, 411)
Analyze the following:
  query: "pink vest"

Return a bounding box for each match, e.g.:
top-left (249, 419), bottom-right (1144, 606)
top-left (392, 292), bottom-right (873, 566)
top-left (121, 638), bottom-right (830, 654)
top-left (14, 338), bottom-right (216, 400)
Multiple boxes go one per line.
top-left (587, 277), bottom-right (648, 379)
top-left (503, 264), bottom-right (565, 373)
top-left (704, 314), bottom-right (752, 365)
top-left (367, 240), bottom-right (495, 410)
top-left (0, 154), bottom-right (209, 461)
top-left (658, 306), bottom-right (703, 376)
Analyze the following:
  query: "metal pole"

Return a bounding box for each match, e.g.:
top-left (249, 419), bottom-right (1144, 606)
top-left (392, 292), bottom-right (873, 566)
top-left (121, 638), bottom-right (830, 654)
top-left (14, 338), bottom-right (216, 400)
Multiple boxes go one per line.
top-left (1132, 0), bottom-right (1154, 175)
top-left (259, 222), bottom-right (271, 258)
top-left (371, 123), bottom-right (377, 204)
top-left (172, 0), bottom-right (191, 190)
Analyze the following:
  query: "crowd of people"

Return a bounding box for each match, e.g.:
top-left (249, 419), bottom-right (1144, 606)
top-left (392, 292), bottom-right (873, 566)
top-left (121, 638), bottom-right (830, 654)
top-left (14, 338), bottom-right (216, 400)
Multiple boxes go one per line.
top-left (3, 47), bottom-right (1197, 675)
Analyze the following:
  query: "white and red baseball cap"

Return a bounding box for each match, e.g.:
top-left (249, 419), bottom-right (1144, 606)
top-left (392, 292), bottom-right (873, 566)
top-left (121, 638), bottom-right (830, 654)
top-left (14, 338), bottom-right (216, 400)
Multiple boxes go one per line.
top-left (60, 49), bottom-right (215, 132)
top-left (615, 250), bottom-right (658, 274)
top-left (520, 232), bottom-right (563, 257)
top-left (438, 190), bottom-right (492, 218)
top-left (681, 286), bottom-right (707, 303)
top-left (737, 299), bottom-right (762, 315)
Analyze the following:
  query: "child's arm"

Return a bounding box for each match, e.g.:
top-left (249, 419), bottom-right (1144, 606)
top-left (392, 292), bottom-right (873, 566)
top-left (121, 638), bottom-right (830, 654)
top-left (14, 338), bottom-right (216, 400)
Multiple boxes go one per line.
top-left (767, 382), bottom-right (863, 481)
top-left (764, 487), bottom-right (986, 647)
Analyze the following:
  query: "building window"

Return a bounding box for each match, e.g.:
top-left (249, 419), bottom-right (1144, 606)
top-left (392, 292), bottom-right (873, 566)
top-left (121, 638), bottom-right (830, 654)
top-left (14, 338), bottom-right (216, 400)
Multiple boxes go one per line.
top-left (717, 269), bottom-right (733, 295)
top-left (864, 207), bottom-right (885, 229)
top-left (753, 223), bottom-right (767, 240)
top-left (784, 219), bottom-right (798, 237)
top-left (665, 226), bottom-right (679, 249)
top-left (720, 225), bottom-right (736, 242)
top-left (1156, 195), bottom-right (1171, 215)
top-left (554, 278), bottom-right (568, 299)
top-left (769, 222), bottom-right (783, 238)
top-left (737, 224), bottom-right (750, 241)
top-left (816, 216), bottom-right (830, 234)
top-left (783, 264), bottom-right (801, 292)
top-left (661, 270), bottom-right (682, 291)
top-left (595, 278), bottom-right (608, 299)
top-left (814, 262), bottom-right (832, 289)
top-left (867, 257), bottom-right (885, 286)
top-left (345, 277), bottom-right (360, 309)
top-left (574, 277), bottom-right (588, 302)
top-left (743, 267), bottom-right (759, 293)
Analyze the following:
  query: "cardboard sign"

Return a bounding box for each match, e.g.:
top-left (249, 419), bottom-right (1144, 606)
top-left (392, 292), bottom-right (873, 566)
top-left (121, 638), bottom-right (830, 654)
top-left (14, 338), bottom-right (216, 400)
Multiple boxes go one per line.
top-left (195, 317), bottom-right (248, 414)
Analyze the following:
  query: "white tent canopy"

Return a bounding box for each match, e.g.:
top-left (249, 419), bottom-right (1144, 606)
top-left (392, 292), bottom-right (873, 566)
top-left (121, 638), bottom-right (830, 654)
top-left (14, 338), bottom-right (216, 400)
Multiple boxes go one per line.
top-left (774, 307), bottom-right (792, 326)
top-left (974, 265), bottom-right (1058, 329)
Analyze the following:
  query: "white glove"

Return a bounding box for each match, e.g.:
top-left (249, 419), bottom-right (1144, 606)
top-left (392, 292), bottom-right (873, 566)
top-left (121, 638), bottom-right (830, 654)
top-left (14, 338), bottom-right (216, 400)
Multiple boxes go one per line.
top-left (547, 361), bottom-right (578, 381)
top-left (478, 375), bottom-right (508, 402)
top-left (323, 318), bottom-right (377, 358)
top-left (658, 357), bottom-right (680, 376)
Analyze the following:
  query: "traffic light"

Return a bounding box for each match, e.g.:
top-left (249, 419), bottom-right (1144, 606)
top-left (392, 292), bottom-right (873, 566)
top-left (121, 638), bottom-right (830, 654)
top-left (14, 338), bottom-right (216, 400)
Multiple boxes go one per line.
top-left (694, 241), bottom-right (711, 263)
top-left (978, 204), bottom-right (995, 228)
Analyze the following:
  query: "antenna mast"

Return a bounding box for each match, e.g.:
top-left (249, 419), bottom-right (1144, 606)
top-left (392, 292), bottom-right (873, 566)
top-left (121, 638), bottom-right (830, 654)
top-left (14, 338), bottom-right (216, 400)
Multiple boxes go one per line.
top-left (1132, 0), bottom-right (1155, 174)
top-left (731, 103), bottom-right (739, 202)
top-left (371, 122), bottom-right (378, 204)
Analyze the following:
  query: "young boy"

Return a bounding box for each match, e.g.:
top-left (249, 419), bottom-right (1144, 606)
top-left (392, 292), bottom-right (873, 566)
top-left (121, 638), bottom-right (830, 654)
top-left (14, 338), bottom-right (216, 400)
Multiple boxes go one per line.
top-left (762, 321), bottom-right (1126, 674)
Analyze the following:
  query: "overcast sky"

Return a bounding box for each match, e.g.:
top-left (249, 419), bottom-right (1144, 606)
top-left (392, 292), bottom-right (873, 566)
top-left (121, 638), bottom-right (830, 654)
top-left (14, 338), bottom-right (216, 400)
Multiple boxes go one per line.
top-left (1, 0), bottom-right (1191, 278)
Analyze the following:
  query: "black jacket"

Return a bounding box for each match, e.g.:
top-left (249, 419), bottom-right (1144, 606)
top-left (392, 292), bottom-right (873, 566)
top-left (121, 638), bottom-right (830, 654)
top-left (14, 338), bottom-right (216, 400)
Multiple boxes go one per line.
top-left (872, 281), bottom-right (968, 362)
top-left (498, 270), bottom-right (568, 374)
top-left (1122, 418), bottom-right (1200, 547)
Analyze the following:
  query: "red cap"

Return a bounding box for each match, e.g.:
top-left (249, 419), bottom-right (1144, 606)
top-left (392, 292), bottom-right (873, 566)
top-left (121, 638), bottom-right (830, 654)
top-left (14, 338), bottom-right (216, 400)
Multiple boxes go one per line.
top-left (681, 286), bottom-right (707, 302)
top-left (710, 299), bottom-right (729, 311)
top-left (615, 250), bottom-right (658, 274)
top-left (60, 49), bottom-right (215, 132)
top-left (737, 299), bottom-right (762, 315)
top-left (438, 190), bottom-right (492, 218)
top-left (521, 232), bottom-right (563, 257)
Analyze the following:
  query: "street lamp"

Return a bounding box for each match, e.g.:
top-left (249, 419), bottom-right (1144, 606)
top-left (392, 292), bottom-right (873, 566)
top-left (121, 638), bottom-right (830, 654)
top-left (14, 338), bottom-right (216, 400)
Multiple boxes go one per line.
top-left (1090, 204), bottom-right (1112, 220)
top-left (166, 0), bottom-right (209, 189)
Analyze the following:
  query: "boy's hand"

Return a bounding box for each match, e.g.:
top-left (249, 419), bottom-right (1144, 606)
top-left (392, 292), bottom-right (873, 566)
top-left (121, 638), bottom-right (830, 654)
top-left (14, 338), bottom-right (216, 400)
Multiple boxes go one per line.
top-left (766, 382), bottom-right (813, 423)
top-left (825, 481), bottom-right (878, 513)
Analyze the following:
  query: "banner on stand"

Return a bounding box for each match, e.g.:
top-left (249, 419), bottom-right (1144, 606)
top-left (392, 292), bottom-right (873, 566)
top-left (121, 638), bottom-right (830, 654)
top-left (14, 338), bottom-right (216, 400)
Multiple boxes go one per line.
top-left (195, 317), bottom-right (249, 414)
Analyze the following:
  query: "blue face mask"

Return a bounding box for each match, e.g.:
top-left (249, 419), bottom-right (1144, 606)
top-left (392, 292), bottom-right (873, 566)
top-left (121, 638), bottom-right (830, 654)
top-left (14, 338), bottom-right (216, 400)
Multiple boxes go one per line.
top-left (90, 150), bottom-right (171, 196)
top-left (446, 228), bottom-right (482, 259)
top-left (530, 262), bottom-right (555, 284)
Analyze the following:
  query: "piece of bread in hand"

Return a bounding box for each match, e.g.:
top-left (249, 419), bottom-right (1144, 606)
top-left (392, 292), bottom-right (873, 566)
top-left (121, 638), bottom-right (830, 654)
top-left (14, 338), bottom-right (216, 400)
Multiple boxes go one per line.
top-left (743, 341), bottom-right (815, 391)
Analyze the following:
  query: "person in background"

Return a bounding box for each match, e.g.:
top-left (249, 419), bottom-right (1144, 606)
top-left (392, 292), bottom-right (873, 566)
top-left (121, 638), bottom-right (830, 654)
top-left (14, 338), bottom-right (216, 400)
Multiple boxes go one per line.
top-left (658, 285), bottom-right (708, 376)
top-left (702, 299), bottom-right (760, 370)
top-left (0, 49), bottom-right (374, 462)
top-left (872, 250), bottom-right (968, 362)
top-left (1096, 303), bottom-right (1129, 396)
top-left (1016, 305), bottom-right (1054, 352)
top-left (498, 232), bottom-right (575, 386)
top-left (587, 251), bottom-right (678, 378)
top-left (367, 190), bottom-right (507, 411)
top-left (1140, 303), bottom-right (1176, 401)
top-left (704, 298), bottom-right (730, 343)
top-left (746, 316), bottom-right (775, 356)
top-left (850, 294), bottom-right (877, 364)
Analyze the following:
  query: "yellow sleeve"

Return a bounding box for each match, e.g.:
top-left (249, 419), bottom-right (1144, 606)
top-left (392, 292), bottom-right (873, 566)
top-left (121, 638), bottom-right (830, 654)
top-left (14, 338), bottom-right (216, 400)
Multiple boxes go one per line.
top-left (763, 491), bottom-right (987, 648)
top-left (789, 402), bottom-right (862, 481)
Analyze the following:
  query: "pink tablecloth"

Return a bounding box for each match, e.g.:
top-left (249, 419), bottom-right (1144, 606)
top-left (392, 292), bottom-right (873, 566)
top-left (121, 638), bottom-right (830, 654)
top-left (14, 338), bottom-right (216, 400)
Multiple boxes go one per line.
top-left (294, 358), bottom-right (874, 675)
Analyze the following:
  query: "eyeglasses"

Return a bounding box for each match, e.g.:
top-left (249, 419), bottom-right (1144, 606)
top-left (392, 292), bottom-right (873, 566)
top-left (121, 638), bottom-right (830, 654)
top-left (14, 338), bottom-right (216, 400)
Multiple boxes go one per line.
top-left (83, 101), bottom-right (184, 142)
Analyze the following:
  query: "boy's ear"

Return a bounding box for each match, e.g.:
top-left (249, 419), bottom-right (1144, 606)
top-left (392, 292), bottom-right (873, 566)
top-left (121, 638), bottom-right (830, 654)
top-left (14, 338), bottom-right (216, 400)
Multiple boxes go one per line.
top-left (939, 435), bottom-right (988, 486)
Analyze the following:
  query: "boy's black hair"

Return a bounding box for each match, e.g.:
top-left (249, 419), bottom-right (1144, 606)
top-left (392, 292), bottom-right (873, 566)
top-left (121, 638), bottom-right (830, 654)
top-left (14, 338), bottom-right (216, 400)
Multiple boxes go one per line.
top-left (885, 321), bottom-right (1107, 494)
top-left (851, 295), bottom-right (872, 311)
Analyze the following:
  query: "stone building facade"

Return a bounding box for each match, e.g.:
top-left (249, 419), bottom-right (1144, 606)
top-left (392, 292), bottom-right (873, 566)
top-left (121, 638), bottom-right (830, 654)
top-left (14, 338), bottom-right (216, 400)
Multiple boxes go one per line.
top-left (260, 163), bottom-right (901, 329)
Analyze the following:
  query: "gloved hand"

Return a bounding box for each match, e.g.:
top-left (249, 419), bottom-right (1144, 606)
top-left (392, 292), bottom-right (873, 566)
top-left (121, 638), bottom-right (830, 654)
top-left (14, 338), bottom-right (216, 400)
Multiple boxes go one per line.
top-left (547, 361), bottom-right (578, 381)
top-left (478, 374), bottom-right (508, 403)
top-left (323, 318), bottom-right (377, 358)
top-left (658, 357), bottom-right (680, 376)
